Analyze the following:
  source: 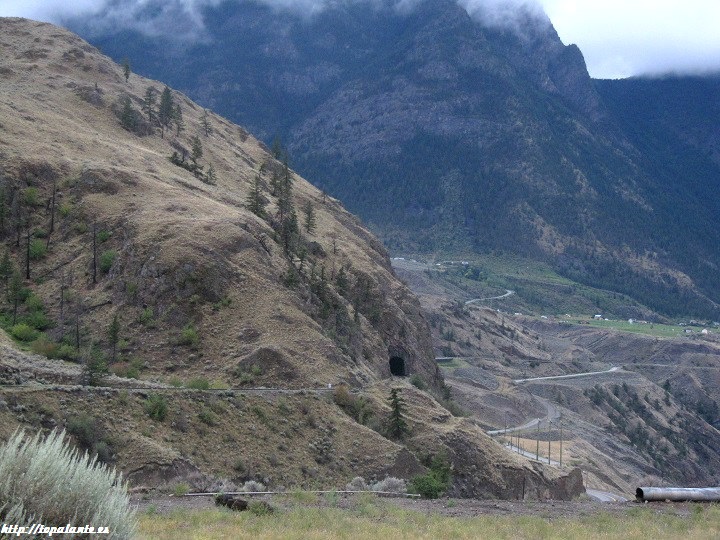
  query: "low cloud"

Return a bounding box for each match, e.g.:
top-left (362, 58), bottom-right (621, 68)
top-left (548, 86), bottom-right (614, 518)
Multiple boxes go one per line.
top-left (2, 0), bottom-right (720, 78)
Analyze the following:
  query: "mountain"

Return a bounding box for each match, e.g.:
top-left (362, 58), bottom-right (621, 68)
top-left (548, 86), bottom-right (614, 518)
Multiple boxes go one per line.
top-left (68, 0), bottom-right (720, 320)
top-left (0, 17), bottom-right (583, 499)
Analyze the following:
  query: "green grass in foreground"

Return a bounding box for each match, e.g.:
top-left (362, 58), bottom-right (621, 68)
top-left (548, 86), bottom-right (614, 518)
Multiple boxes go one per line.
top-left (138, 504), bottom-right (720, 540)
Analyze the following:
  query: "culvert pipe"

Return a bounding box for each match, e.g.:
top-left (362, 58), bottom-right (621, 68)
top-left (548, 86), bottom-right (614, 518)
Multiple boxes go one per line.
top-left (636, 487), bottom-right (720, 502)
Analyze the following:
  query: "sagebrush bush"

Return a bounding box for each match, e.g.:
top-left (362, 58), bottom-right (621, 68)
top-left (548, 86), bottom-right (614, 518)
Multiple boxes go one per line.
top-left (0, 430), bottom-right (136, 539)
top-left (371, 477), bottom-right (407, 493)
top-left (345, 476), bottom-right (369, 491)
top-left (240, 480), bottom-right (266, 493)
top-left (186, 377), bottom-right (210, 390)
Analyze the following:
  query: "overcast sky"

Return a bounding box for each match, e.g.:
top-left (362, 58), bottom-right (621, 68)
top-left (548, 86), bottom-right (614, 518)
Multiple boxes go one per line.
top-left (2, 0), bottom-right (720, 78)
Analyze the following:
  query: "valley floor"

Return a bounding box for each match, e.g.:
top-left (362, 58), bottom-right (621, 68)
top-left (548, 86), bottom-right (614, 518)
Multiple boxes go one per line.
top-left (137, 495), bottom-right (720, 540)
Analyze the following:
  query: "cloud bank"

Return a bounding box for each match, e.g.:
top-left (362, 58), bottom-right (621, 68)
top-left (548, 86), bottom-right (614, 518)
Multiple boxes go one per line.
top-left (2, 0), bottom-right (720, 78)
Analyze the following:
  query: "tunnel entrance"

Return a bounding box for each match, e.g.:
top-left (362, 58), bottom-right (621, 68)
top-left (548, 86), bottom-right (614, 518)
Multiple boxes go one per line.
top-left (389, 356), bottom-right (407, 377)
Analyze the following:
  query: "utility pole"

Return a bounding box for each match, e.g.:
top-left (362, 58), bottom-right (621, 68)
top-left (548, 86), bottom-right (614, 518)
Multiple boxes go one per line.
top-left (548, 422), bottom-right (552, 465)
top-left (559, 418), bottom-right (563, 468)
top-left (536, 421), bottom-right (540, 461)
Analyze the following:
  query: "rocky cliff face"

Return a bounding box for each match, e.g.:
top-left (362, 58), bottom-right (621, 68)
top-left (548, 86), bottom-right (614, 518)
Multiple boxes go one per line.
top-left (75, 0), bottom-right (720, 319)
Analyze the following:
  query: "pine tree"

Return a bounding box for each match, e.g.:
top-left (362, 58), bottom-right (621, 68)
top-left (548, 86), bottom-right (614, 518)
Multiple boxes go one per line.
top-left (270, 137), bottom-right (283, 159)
top-left (173, 103), bottom-right (184, 136)
top-left (190, 136), bottom-right (203, 166)
top-left (108, 314), bottom-right (120, 362)
top-left (8, 269), bottom-right (22, 325)
top-left (201, 109), bottom-right (212, 137)
top-left (246, 175), bottom-right (267, 218)
top-left (122, 57), bottom-right (131, 83)
top-left (206, 163), bottom-right (217, 185)
top-left (119, 96), bottom-right (136, 132)
top-left (142, 86), bottom-right (157, 124)
top-left (386, 388), bottom-right (409, 440)
top-left (0, 186), bottom-right (6, 238)
top-left (303, 201), bottom-right (316, 234)
top-left (158, 86), bottom-right (174, 139)
top-left (47, 177), bottom-right (57, 248)
top-left (0, 249), bottom-right (12, 297)
top-left (92, 222), bottom-right (97, 285)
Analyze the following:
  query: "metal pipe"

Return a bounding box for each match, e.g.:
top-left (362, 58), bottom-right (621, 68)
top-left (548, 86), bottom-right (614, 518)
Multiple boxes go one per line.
top-left (636, 487), bottom-right (720, 502)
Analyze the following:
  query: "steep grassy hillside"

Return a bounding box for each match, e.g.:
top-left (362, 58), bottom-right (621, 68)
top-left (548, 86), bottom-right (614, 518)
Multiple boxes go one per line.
top-left (0, 17), bottom-right (581, 499)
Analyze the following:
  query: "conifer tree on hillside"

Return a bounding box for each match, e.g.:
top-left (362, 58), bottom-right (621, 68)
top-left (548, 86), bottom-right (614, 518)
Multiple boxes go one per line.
top-left (386, 388), bottom-right (409, 440)
top-left (142, 86), bottom-right (157, 124)
top-left (0, 186), bottom-right (6, 238)
top-left (190, 136), bottom-right (203, 167)
top-left (122, 57), bottom-right (131, 82)
top-left (108, 314), bottom-right (120, 362)
top-left (201, 109), bottom-right (212, 137)
top-left (173, 103), bottom-right (184, 136)
top-left (206, 163), bottom-right (217, 185)
top-left (303, 201), bottom-right (316, 234)
top-left (119, 96), bottom-right (136, 132)
top-left (8, 269), bottom-right (22, 325)
top-left (0, 249), bottom-right (12, 297)
top-left (158, 86), bottom-right (174, 139)
top-left (271, 137), bottom-right (283, 159)
top-left (246, 175), bottom-right (267, 218)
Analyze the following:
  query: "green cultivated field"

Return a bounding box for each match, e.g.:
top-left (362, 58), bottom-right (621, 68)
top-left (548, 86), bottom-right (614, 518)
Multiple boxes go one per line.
top-left (560, 316), bottom-right (712, 338)
top-left (138, 504), bottom-right (720, 540)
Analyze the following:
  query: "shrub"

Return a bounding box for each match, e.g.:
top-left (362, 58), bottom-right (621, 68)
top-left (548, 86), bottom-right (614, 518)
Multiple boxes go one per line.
top-left (410, 455), bottom-right (452, 499)
top-left (66, 414), bottom-right (111, 461)
top-left (173, 483), bottom-right (190, 497)
top-left (333, 385), bottom-right (373, 425)
top-left (10, 323), bottom-right (38, 342)
top-left (0, 430), bottom-right (135, 537)
top-left (59, 202), bottom-right (73, 217)
top-left (26, 310), bottom-right (52, 330)
top-left (346, 476), bottom-right (369, 491)
top-left (197, 409), bottom-right (218, 426)
top-left (23, 187), bottom-right (39, 206)
top-left (179, 324), bottom-right (199, 348)
top-left (248, 500), bottom-right (274, 516)
top-left (371, 477), bottom-right (407, 493)
top-left (240, 480), bottom-right (266, 493)
top-left (29, 239), bottom-right (47, 260)
top-left (138, 307), bottom-right (154, 325)
top-left (30, 336), bottom-right (58, 358)
top-left (99, 250), bottom-right (117, 273)
top-left (168, 377), bottom-right (183, 388)
top-left (56, 343), bottom-right (78, 361)
top-left (98, 230), bottom-right (111, 243)
top-left (186, 377), bottom-right (210, 390)
top-left (409, 374), bottom-right (427, 391)
top-left (144, 394), bottom-right (168, 422)
top-left (25, 294), bottom-right (45, 312)
top-left (74, 222), bottom-right (88, 234)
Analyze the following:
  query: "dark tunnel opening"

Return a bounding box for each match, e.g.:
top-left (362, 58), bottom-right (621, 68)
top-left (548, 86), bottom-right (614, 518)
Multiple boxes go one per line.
top-left (389, 356), bottom-right (407, 376)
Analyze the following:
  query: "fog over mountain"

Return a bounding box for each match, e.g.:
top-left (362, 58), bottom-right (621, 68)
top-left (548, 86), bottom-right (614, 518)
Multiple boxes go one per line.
top-left (3, 0), bottom-right (720, 77)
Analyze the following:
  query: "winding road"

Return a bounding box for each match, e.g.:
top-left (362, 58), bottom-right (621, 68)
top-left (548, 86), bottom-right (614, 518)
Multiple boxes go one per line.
top-left (465, 289), bottom-right (515, 306)
top-left (512, 367), bottom-right (621, 385)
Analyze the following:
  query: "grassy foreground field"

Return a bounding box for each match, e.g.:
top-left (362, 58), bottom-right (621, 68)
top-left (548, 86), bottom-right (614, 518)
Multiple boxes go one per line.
top-left (138, 503), bottom-right (720, 540)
